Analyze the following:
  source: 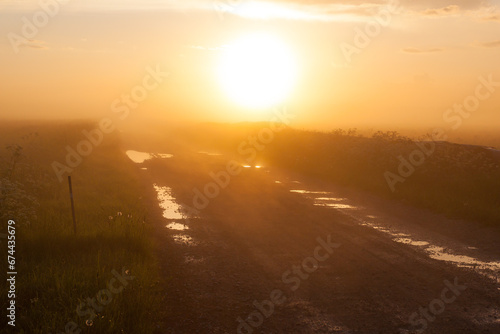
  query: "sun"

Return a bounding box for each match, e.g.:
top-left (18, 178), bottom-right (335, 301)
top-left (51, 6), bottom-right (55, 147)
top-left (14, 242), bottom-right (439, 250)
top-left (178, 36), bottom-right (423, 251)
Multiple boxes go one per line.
top-left (217, 33), bottom-right (298, 109)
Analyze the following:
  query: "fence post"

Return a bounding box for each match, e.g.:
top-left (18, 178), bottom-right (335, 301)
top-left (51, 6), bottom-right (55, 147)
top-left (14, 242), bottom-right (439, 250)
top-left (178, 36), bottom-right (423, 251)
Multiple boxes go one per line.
top-left (68, 176), bottom-right (77, 234)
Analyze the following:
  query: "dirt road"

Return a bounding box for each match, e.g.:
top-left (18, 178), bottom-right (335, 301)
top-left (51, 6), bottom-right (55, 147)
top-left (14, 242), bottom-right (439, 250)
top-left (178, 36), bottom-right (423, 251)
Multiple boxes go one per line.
top-left (137, 152), bottom-right (500, 334)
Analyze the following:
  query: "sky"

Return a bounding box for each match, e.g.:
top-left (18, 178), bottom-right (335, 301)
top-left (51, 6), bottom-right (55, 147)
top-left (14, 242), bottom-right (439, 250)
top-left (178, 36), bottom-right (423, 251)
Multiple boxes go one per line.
top-left (1, 0), bottom-right (499, 133)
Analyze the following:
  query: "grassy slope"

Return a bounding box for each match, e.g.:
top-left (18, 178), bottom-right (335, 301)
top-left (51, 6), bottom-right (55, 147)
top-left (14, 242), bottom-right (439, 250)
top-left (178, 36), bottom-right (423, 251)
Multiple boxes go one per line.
top-left (0, 121), bottom-right (161, 333)
top-left (159, 123), bottom-right (500, 225)
top-left (264, 129), bottom-right (500, 225)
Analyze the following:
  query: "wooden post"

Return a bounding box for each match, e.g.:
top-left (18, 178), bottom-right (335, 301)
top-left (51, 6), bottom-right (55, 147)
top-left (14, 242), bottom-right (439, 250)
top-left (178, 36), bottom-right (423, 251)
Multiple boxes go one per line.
top-left (68, 176), bottom-right (77, 234)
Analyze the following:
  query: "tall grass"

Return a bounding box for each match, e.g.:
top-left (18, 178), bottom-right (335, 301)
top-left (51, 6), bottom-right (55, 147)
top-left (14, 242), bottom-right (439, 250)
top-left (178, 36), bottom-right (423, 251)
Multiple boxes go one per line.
top-left (0, 121), bottom-right (161, 333)
top-left (264, 128), bottom-right (500, 225)
top-left (154, 123), bottom-right (500, 225)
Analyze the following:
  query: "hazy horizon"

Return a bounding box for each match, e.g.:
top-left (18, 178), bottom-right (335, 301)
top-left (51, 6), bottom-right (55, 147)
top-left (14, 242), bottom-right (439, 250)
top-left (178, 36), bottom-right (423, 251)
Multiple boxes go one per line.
top-left (2, 2), bottom-right (500, 332)
top-left (2, 0), bottom-right (499, 134)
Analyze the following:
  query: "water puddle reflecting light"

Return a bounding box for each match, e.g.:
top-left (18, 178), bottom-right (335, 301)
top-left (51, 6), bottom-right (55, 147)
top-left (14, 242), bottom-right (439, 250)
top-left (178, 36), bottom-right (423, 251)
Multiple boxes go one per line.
top-left (314, 203), bottom-right (356, 209)
top-left (126, 150), bottom-right (173, 163)
top-left (166, 222), bottom-right (189, 230)
top-left (173, 234), bottom-right (197, 246)
top-left (290, 190), bottom-right (331, 194)
top-left (153, 184), bottom-right (185, 219)
top-left (394, 238), bottom-right (429, 247)
top-left (198, 151), bottom-right (223, 156)
top-left (287, 180), bottom-right (500, 285)
top-left (315, 197), bottom-right (346, 201)
top-left (425, 246), bottom-right (500, 271)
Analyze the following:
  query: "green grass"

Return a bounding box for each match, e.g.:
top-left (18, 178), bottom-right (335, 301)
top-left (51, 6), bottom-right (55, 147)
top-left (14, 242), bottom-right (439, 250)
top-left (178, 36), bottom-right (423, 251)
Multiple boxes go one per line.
top-left (0, 121), bottom-right (162, 333)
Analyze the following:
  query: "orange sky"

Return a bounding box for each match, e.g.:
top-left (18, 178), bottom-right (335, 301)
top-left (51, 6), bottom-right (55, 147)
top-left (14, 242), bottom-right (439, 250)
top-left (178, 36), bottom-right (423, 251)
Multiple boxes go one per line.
top-left (1, 0), bottom-right (499, 132)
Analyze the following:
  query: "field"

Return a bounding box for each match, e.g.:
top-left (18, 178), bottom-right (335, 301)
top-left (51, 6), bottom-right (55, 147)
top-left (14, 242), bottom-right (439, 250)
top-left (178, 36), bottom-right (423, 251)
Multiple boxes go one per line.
top-left (1, 120), bottom-right (500, 333)
top-left (0, 121), bottom-right (163, 333)
top-left (149, 123), bottom-right (500, 225)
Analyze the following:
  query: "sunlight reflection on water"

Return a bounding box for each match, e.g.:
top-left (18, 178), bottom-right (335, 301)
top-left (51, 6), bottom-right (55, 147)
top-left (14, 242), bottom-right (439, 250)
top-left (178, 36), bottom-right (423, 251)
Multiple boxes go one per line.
top-left (290, 190), bottom-right (331, 194)
top-left (153, 184), bottom-right (185, 219)
top-left (198, 151), bottom-right (223, 156)
top-left (286, 181), bottom-right (500, 285)
top-left (166, 222), bottom-right (189, 230)
top-left (173, 234), bottom-right (197, 246)
top-left (393, 238), bottom-right (429, 246)
top-left (126, 150), bottom-right (173, 163)
top-left (426, 246), bottom-right (500, 271)
top-left (361, 220), bottom-right (500, 278)
top-left (315, 197), bottom-right (347, 201)
top-left (314, 203), bottom-right (356, 209)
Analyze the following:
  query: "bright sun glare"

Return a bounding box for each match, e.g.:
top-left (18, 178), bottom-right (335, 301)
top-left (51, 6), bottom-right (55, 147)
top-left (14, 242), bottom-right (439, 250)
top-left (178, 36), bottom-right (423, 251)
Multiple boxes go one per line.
top-left (217, 33), bottom-right (298, 109)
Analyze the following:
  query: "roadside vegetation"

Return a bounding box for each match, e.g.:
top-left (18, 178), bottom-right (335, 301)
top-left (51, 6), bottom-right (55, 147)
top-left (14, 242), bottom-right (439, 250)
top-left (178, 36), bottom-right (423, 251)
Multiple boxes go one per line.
top-left (264, 128), bottom-right (500, 225)
top-left (163, 123), bottom-right (500, 225)
top-left (1, 119), bottom-right (498, 332)
top-left (0, 121), bottom-right (161, 333)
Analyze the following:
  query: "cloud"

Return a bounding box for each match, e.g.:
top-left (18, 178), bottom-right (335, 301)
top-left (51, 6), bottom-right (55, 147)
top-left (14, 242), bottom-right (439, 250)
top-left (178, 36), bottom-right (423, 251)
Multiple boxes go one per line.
top-left (480, 13), bottom-right (500, 21)
top-left (421, 5), bottom-right (461, 16)
top-left (19, 39), bottom-right (49, 50)
top-left (0, 0), bottom-right (495, 23)
top-left (402, 47), bottom-right (445, 54)
top-left (475, 39), bottom-right (500, 48)
top-left (412, 4), bottom-right (500, 21)
top-left (217, 0), bottom-right (496, 21)
top-left (272, 0), bottom-right (489, 11)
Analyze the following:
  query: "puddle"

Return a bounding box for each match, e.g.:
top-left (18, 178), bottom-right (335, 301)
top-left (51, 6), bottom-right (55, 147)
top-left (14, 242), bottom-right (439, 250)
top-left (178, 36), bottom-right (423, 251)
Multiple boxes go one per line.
top-left (153, 184), bottom-right (185, 219)
top-left (242, 165), bottom-right (264, 169)
top-left (290, 190), bottom-right (331, 194)
top-left (314, 203), bottom-right (356, 209)
top-left (425, 246), bottom-right (500, 272)
top-left (126, 150), bottom-right (173, 163)
top-left (394, 238), bottom-right (429, 246)
top-left (372, 225), bottom-right (390, 232)
top-left (393, 233), bottom-right (410, 237)
top-left (291, 189), bottom-right (359, 209)
top-left (287, 180), bottom-right (500, 285)
top-left (367, 221), bottom-right (500, 282)
top-left (166, 222), bottom-right (189, 230)
top-left (198, 151), bottom-right (223, 156)
top-left (155, 153), bottom-right (174, 159)
top-left (173, 234), bottom-right (197, 246)
top-left (315, 197), bottom-right (346, 201)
